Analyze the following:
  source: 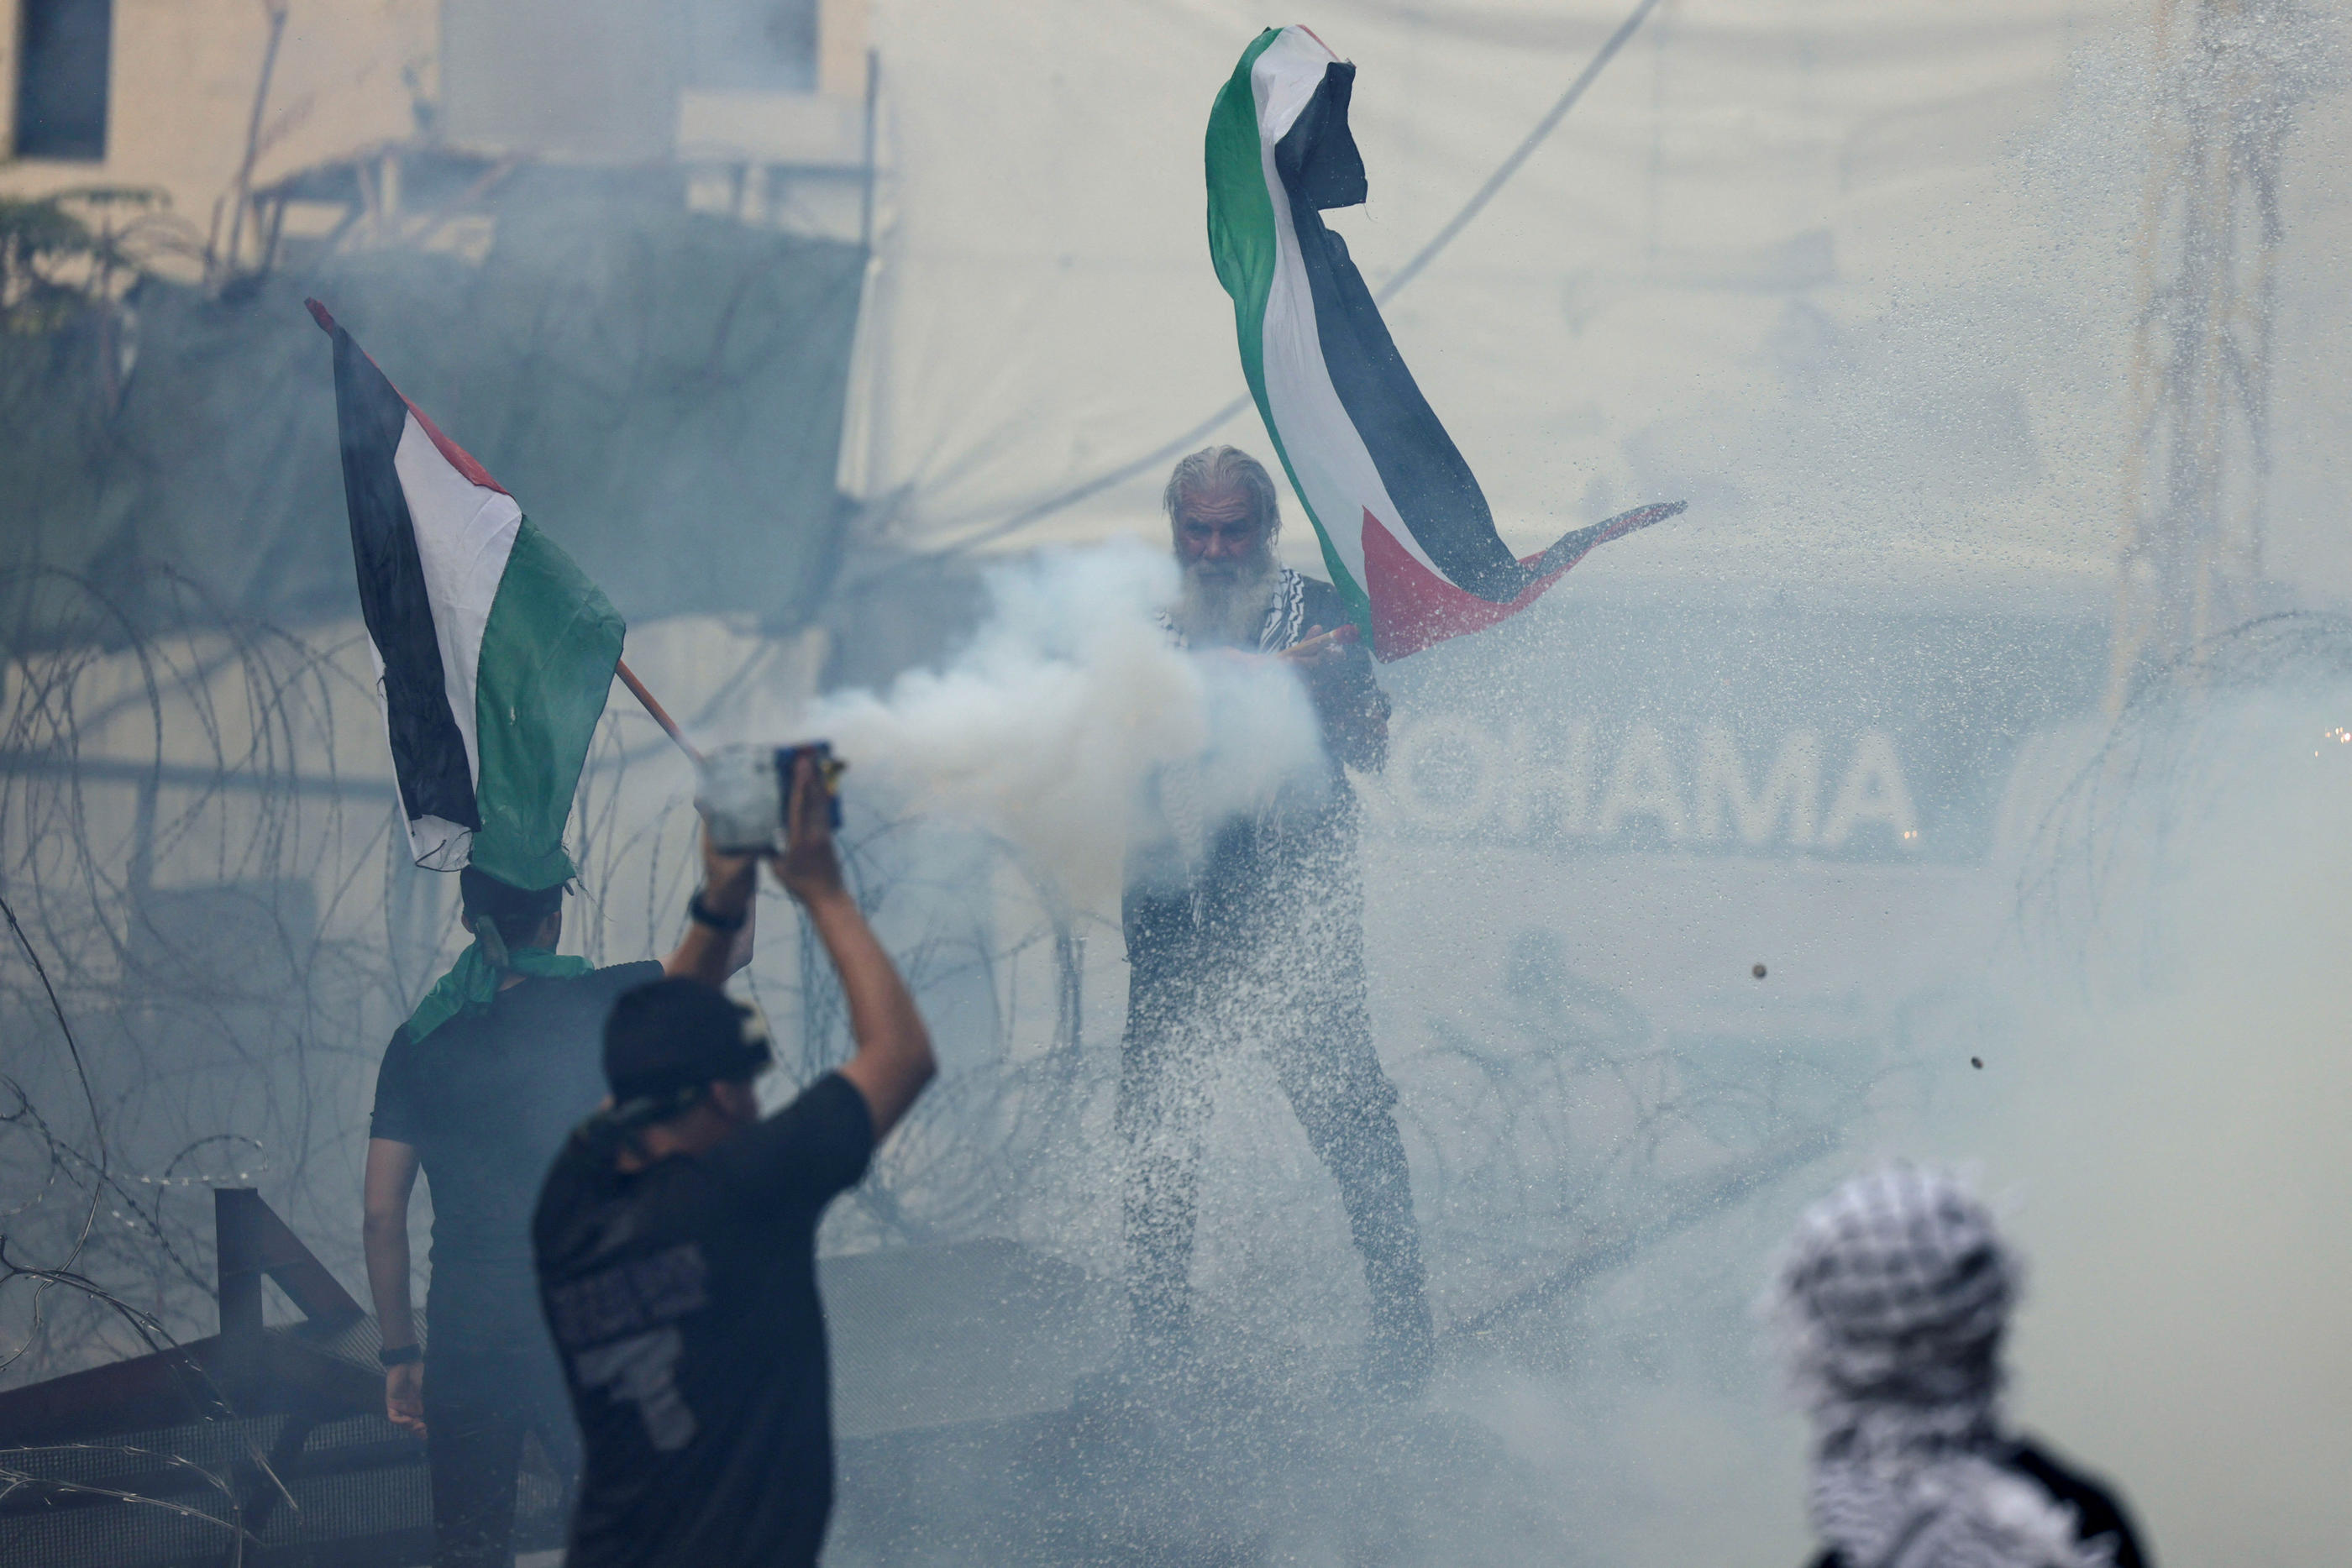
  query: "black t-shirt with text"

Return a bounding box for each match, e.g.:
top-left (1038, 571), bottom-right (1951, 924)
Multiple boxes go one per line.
top-left (370, 961), bottom-right (662, 1350)
top-left (533, 1072), bottom-right (874, 1568)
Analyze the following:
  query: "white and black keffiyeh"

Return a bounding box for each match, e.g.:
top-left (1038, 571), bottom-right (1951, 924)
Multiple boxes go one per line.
top-left (1770, 1165), bottom-right (2113, 1568)
top-left (1156, 565), bottom-right (1309, 654)
top-left (1150, 569), bottom-right (1310, 881)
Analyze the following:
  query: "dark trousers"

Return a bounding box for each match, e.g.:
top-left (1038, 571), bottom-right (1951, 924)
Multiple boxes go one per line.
top-left (421, 1344), bottom-right (580, 1568)
top-left (1118, 810), bottom-right (1431, 1357)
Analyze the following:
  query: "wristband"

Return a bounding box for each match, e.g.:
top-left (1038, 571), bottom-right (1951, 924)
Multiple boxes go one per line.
top-left (688, 891), bottom-right (748, 932)
top-left (379, 1343), bottom-right (423, 1369)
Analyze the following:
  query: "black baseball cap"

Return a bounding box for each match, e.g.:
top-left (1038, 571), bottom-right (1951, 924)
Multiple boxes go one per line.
top-left (603, 978), bottom-right (773, 1102)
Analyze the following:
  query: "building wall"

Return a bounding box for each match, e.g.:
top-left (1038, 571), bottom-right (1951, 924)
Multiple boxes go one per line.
top-left (1, 0), bottom-right (433, 237)
top-left (2, 0), bottom-right (869, 269)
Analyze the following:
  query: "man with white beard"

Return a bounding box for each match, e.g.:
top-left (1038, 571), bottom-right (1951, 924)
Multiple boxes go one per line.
top-left (1118, 444), bottom-right (1434, 1388)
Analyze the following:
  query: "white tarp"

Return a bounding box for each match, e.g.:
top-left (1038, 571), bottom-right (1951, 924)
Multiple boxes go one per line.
top-left (843, 0), bottom-right (2145, 593)
top-left (843, 0), bottom-right (2352, 605)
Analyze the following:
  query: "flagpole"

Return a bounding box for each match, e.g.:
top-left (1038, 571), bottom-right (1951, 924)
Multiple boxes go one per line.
top-left (307, 301), bottom-right (698, 770)
top-left (307, 296), bottom-right (701, 800)
top-left (616, 659), bottom-right (701, 765)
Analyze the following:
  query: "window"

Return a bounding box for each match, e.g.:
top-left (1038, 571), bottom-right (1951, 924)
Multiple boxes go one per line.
top-left (14, 0), bottom-right (113, 160)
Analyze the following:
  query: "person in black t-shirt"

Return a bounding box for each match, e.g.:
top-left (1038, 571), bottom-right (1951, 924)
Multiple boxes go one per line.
top-left (1770, 1165), bottom-right (2151, 1568)
top-left (364, 833), bottom-right (760, 1568)
top-left (534, 755), bottom-right (935, 1568)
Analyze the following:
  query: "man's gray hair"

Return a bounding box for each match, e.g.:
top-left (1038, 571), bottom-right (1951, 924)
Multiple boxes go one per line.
top-left (1163, 446), bottom-right (1280, 538)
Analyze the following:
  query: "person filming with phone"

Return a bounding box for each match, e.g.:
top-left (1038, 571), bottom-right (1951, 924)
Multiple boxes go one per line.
top-left (532, 755), bottom-right (935, 1568)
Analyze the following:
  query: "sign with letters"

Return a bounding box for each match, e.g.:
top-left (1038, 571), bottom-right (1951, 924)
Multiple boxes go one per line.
top-left (1367, 595), bottom-right (2103, 866)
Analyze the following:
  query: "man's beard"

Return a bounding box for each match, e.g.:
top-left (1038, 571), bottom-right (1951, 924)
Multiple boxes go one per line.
top-left (1170, 553), bottom-right (1278, 648)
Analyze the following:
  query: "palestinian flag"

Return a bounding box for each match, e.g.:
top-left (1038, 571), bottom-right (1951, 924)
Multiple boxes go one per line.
top-left (308, 298), bottom-right (622, 890)
top-left (1205, 26), bottom-right (1684, 661)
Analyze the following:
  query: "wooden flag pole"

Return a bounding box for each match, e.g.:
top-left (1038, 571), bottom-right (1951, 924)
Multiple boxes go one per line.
top-left (616, 658), bottom-right (701, 765)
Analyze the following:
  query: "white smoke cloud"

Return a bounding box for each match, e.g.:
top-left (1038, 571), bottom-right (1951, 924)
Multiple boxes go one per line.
top-left (797, 540), bottom-right (1327, 905)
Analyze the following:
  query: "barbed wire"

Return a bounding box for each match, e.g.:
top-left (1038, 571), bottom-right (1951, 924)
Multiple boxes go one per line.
top-left (0, 566), bottom-right (399, 1388)
top-left (2014, 610), bottom-right (2352, 981)
top-left (0, 563), bottom-right (1938, 1544)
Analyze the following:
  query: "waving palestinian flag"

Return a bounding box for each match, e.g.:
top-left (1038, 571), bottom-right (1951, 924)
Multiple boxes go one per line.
top-left (308, 299), bottom-right (622, 890)
top-left (1206, 26), bottom-right (1683, 661)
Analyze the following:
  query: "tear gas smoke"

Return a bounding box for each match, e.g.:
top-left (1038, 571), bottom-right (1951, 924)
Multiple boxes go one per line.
top-left (11, 7), bottom-right (2352, 1567)
top-left (792, 541), bottom-right (1327, 905)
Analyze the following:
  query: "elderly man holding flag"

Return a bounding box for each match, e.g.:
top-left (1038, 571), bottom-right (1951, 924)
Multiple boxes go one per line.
top-left (309, 302), bottom-right (753, 1568)
top-left (1113, 26), bottom-right (1686, 1390)
top-left (1121, 441), bottom-right (1433, 1387)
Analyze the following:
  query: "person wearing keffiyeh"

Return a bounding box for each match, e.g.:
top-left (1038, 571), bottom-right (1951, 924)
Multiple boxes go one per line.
top-left (1768, 1164), bottom-right (2151, 1568)
top-left (363, 841), bottom-right (759, 1568)
top-left (1116, 445), bottom-right (1433, 1390)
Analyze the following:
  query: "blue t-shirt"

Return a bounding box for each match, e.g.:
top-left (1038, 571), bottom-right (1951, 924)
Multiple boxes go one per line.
top-left (370, 960), bottom-right (661, 1350)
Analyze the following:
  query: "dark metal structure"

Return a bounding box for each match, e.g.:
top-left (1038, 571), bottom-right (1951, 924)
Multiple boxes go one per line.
top-left (0, 1190), bottom-right (563, 1567)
